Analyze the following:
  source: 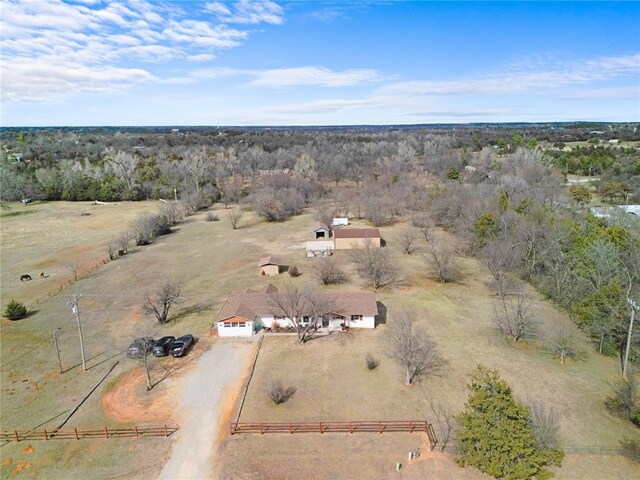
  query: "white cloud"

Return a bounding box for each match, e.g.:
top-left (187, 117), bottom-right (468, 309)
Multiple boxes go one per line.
top-left (1, 0), bottom-right (285, 103)
top-left (381, 53), bottom-right (640, 96)
top-left (206, 0), bottom-right (284, 25)
top-left (246, 66), bottom-right (382, 88)
top-left (1, 59), bottom-right (156, 102)
top-left (186, 53), bottom-right (217, 63)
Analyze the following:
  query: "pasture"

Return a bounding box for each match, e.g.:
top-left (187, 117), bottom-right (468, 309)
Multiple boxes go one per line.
top-left (0, 201), bottom-right (638, 479)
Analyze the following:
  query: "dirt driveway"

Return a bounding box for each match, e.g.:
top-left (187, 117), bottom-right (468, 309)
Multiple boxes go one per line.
top-left (158, 338), bottom-right (256, 480)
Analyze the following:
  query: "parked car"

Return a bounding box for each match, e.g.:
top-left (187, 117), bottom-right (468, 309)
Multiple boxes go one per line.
top-left (170, 334), bottom-right (194, 357)
top-left (152, 336), bottom-right (175, 357)
top-left (127, 337), bottom-right (155, 358)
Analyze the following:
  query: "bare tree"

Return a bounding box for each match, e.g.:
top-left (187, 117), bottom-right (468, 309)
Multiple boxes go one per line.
top-left (159, 200), bottom-right (184, 226)
top-left (107, 240), bottom-right (118, 260)
top-left (411, 213), bottom-right (434, 244)
top-left (494, 289), bottom-right (537, 342)
top-left (480, 240), bottom-right (522, 298)
top-left (386, 310), bottom-right (446, 385)
top-left (104, 148), bottom-right (138, 190)
top-left (425, 241), bottom-right (460, 283)
top-left (350, 241), bottom-right (399, 289)
top-left (547, 330), bottom-right (586, 364)
top-left (424, 391), bottom-right (455, 452)
top-left (396, 226), bottom-right (421, 254)
top-left (66, 263), bottom-right (79, 282)
top-left (142, 280), bottom-right (183, 324)
top-left (228, 207), bottom-right (244, 229)
top-left (118, 231), bottom-right (132, 255)
top-left (270, 283), bottom-right (335, 344)
top-left (314, 257), bottom-right (348, 285)
top-left (526, 400), bottom-right (561, 450)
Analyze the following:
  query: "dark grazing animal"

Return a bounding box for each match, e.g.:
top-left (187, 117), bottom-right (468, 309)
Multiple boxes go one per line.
top-left (20, 274), bottom-right (32, 282)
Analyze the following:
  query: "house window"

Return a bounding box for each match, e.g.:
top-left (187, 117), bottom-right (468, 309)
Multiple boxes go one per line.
top-left (302, 316), bottom-right (310, 323)
top-left (224, 322), bottom-right (232, 327)
top-left (351, 315), bottom-right (362, 321)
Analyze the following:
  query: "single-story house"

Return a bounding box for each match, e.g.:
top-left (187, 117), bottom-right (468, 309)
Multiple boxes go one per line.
top-left (331, 217), bottom-right (349, 227)
top-left (259, 256), bottom-right (284, 276)
top-left (311, 221), bottom-right (330, 239)
top-left (306, 240), bottom-right (335, 257)
top-left (333, 228), bottom-right (381, 250)
top-left (213, 284), bottom-right (378, 337)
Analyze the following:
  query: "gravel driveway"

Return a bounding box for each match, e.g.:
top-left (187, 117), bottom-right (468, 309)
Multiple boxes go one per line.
top-left (159, 339), bottom-right (255, 480)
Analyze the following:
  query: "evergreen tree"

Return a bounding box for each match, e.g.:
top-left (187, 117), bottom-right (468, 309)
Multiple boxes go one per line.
top-left (455, 365), bottom-right (563, 479)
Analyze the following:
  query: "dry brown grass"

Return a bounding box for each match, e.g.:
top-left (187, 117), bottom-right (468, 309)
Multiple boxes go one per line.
top-left (2, 202), bottom-right (639, 479)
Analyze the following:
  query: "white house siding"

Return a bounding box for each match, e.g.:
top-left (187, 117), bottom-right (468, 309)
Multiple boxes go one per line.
top-left (217, 321), bottom-right (254, 337)
top-left (349, 315), bottom-right (375, 329)
top-left (306, 240), bottom-right (335, 257)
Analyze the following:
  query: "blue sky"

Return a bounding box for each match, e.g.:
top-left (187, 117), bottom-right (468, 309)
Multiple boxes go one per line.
top-left (1, 1), bottom-right (639, 126)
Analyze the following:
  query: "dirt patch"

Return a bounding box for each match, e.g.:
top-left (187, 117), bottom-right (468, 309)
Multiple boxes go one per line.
top-left (21, 445), bottom-right (34, 454)
top-left (101, 368), bottom-right (176, 423)
top-left (2, 458), bottom-right (13, 466)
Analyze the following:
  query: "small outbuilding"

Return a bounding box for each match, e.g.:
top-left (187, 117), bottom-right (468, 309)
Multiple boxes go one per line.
top-left (259, 256), bottom-right (283, 276)
top-left (333, 228), bottom-right (381, 249)
top-left (311, 221), bottom-right (330, 239)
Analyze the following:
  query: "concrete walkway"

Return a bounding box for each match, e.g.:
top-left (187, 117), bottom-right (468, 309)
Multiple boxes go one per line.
top-left (158, 340), bottom-right (254, 480)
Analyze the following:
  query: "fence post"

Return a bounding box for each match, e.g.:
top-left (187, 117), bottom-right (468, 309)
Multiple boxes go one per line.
top-left (409, 421), bottom-right (413, 433)
top-left (349, 421), bottom-right (353, 434)
top-left (74, 428), bottom-right (79, 440)
top-left (44, 429), bottom-right (48, 440)
top-left (14, 430), bottom-right (19, 442)
top-left (379, 421), bottom-right (383, 434)
top-left (289, 422), bottom-right (293, 434)
top-left (134, 426), bottom-right (139, 438)
top-left (319, 422), bottom-right (323, 434)
top-left (104, 427), bottom-right (108, 439)
top-left (260, 423), bottom-right (264, 434)
top-left (164, 424), bottom-right (168, 437)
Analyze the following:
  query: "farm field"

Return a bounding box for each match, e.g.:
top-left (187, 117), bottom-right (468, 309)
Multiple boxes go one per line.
top-left (0, 201), bottom-right (638, 479)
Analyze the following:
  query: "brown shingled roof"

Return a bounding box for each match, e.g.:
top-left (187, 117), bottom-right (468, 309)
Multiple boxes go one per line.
top-left (311, 221), bottom-right (329, 233)
top-left (333, 228), bottom-right (380, 239)
top-left (259, 256), bottom-right (282, 267)
top-left (216, 286), bottom-right (377, 322)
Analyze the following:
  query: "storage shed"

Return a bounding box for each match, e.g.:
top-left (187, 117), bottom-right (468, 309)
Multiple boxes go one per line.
top-left (333, 228), bottom-right (381, 249)
top-left (259, 256), bottom-right (283, 276)
top-left (311, 221), bottom-right (330, 239)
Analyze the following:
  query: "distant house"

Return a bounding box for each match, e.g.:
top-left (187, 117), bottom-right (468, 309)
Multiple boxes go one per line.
top-left (333, 228), bottom-right (381, 250)
top-left (306, 240), bottom-right (335, 257)
top-left (259, 256), bottom-right (284, 276)
top-left (331, 217), bottom-right (349, 227)
top-left (311, 221), bottom-right (330, 239)
top-left (213, 284), bottom-right (378, 337)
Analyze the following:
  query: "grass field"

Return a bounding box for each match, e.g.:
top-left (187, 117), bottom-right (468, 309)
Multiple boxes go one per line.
top-left (1, 200), bottom-right (639, 479)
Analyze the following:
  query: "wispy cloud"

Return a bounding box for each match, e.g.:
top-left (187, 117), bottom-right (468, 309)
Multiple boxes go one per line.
top-left (246, 66), bottom-right (382, 88)
top-left (1, 0), bottom-right (285, 102)
top-left (380, 53), bottom-right (640, 96)
top-left (205, 0), bottom-right (284, 25)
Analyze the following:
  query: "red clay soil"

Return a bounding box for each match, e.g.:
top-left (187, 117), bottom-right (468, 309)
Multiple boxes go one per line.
top-left (101, 368), bottom-right (176, 423)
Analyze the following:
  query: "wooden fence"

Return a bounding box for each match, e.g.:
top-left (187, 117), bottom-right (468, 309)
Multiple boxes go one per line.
top-left (1, 425), bottom-right (178, 442)
top-left (230, 420), bottom-right (437, 447)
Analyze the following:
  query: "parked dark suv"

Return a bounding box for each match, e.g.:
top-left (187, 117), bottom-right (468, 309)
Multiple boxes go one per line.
top-left (169, 334), bottom-right (194, 357)
top-left (127, 337), bottom-right (155, 358)
top-left (152, 336), bottom-right (175, 357)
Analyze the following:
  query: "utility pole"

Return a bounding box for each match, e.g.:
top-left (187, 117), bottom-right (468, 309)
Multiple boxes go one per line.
top-left (51, 328), bottom-right (63, 374)
top-left (623, 298), bottom-right (639, 378)
top-left (67, 295), bottom-right (86, 371)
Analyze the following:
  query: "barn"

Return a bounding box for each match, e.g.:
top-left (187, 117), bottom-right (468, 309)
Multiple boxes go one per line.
top-left (333, 228), bottom-right (381, 249)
